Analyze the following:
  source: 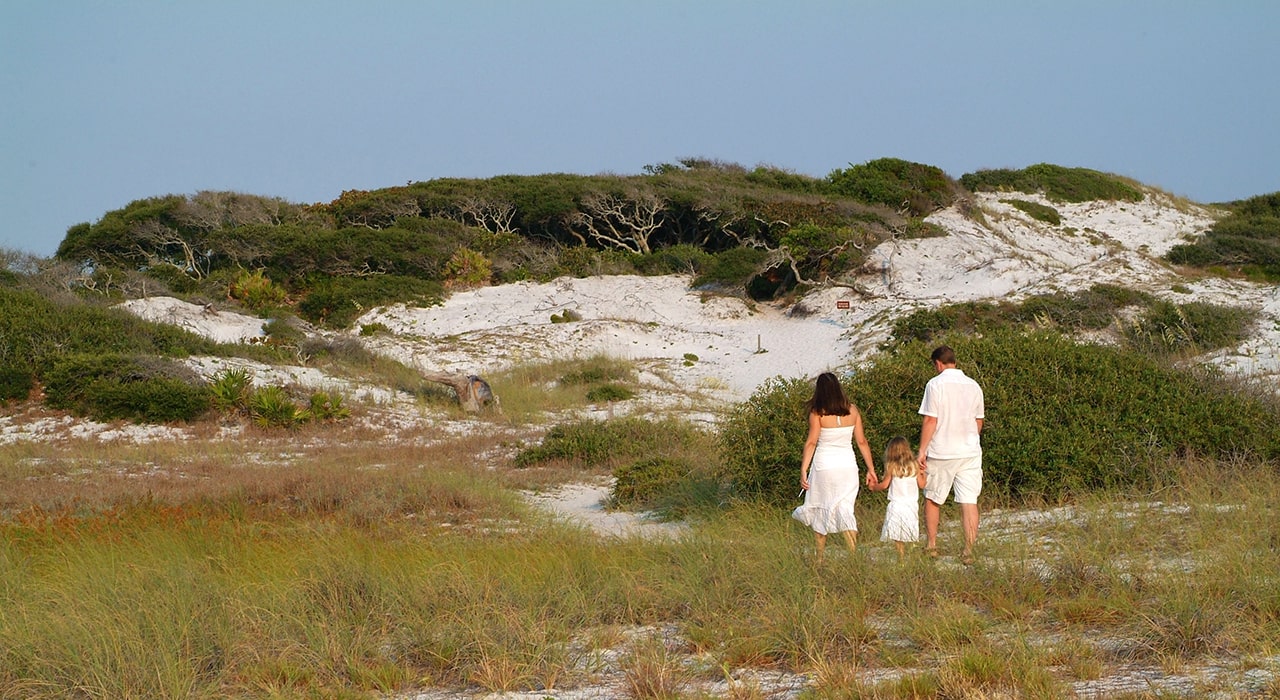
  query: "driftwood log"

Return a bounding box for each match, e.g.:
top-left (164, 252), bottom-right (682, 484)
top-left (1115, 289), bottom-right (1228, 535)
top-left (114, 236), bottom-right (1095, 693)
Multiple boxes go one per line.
top-left (421, 371), bottom-right (499, 413)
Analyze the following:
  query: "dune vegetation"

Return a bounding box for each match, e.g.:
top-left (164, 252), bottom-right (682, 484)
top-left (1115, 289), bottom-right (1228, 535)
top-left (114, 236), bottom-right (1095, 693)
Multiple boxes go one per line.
top-left (2, 159), bottom-right (1280, 697)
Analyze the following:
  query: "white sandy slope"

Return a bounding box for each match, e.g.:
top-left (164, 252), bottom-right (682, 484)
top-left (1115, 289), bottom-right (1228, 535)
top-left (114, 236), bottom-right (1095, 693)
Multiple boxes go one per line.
top-left (109, 190), bottom-right (1278, 408)
top-left (348, 191), bottom-right (1278, 400)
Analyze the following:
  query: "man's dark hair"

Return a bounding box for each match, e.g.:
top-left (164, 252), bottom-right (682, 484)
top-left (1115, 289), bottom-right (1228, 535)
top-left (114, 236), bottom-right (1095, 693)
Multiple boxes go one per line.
top-left (931, 345), bottom-right (956, 365)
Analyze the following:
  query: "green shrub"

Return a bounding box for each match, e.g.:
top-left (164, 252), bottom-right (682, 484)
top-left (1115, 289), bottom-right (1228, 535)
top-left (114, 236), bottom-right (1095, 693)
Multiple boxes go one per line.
top-left (557, 357), bottom-right (634, 386)
top-left (263, 318), bottom-right (304, 344)
top-left (1002, 199), bottom-right (1062, 225)
top-left (715, 375), bottom-right (814, 504)
top-left (208, 367), bottom-right (253, 412)
top-left (1165, 192), bottom-right (1280, 280)
top-left (717, 330), bottom-right (1280, 505)
top-left (0, 366), bottom-right (33, 402)
top-left (692, 246), bottom-right (768, 289)
top-left (228, 268), bottom-right (288, 312)
top-left (248, 385), bottom-right (304, 429)
top-left (900, 218), bottom-right (949, 239)
top-left (514, 417), bottom-right (707, 469)
top-left (585, 384), bottom-right (635, 402)
top-left (305, 391), bottom-right (350, 421)
top-left (961, 164), bottom-right (1143, 203)
top-left (825, 158), bottom-right (957, 215)
top-left (1123, 300), bottom-right (1257, 355)
top-left (43, 353), bottom-right (210, 423)
top-left (442, 247), bottom-right (492, 289)
top-left (633, 244), bottom-right (712, 275)
top-left (0, 287), bottom-right (217, 375)
top-left (297, 274), bottom-right (443, 328)
top-left (612, 457), bottom-right (695, 509)
top-left (359, 322), bottom-right (390, 336)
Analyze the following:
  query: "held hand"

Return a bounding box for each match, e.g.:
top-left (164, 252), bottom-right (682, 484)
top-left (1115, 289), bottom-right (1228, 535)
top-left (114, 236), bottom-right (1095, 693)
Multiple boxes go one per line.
top-left (864, 470), bottom-right (877, 489)
top-left (800, 474), bottom-right (810, 491)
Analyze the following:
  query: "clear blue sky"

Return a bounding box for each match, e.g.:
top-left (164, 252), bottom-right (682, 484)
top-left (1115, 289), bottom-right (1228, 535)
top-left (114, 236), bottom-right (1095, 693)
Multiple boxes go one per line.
top-left (3, 1), bottom-right (1277, 257)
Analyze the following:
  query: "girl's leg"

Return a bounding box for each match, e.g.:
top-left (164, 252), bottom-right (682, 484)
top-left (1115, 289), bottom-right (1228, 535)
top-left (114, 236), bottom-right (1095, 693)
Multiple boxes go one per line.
top-left (841, 530), bottom-right (857, 553)
top-left (895, 541), bottom-right (905, 559)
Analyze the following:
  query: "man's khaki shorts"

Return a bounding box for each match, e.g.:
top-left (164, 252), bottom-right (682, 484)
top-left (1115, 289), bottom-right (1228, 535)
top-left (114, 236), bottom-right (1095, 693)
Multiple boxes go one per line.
top-left (924, 455), bottom-right (982, 505)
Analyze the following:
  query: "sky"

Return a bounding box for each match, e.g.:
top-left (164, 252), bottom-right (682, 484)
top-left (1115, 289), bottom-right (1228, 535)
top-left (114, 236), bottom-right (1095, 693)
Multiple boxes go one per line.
top-left (3, 1), bottom-right (1278, 257)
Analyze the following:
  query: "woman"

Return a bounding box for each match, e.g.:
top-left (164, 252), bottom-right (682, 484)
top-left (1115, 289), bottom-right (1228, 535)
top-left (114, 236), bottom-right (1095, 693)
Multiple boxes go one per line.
top-left (792, 372), bottom-right (878, 563)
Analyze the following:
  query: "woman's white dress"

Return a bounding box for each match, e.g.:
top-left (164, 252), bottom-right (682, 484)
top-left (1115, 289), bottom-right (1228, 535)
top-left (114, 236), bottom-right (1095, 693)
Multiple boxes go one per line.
top-left (880, 475), bottom-right (920, 543)
top-left (792, 423), bottom-right (859, 534)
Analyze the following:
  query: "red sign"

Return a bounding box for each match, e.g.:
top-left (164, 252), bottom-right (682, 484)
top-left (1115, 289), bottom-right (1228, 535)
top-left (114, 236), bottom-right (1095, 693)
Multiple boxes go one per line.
top-left (836, 300), bottom-right (850, 309)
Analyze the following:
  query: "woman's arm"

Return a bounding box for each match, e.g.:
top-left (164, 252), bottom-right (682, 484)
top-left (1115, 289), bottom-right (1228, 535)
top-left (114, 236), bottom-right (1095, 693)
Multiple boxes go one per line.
top-left (800, 411), bottom-right (821, 491)
top-left (852, 407), bottom-right (877, 487)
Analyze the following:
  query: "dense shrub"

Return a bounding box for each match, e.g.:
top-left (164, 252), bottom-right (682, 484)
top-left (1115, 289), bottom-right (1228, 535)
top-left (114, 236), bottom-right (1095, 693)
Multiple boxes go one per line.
top-left (513, 417), bottom-right (708, 469)
top-left (1122, 300), bottom-right (1257, 355)
top-left (715, 376), bottom-right (814, 503)
top-left (717, 330), bottom-right (1280, 505)
top-left (584, 384), bottom-right (635, 402)
top-left (632, 244), bottom-right (712, 275)
top-left (1166, 192), bottom-right (1280, 281)
top-left (248, 385), bottom-right (304, 429)
top-left (442, 247), bottom-right (492, 289)
top-left (692, 246), bottom-right (769, 290)
top-left (229, 268), bottom-right (289, 311)
top-left (960, 164), bottom-right (1143, 203)
top-left (43, 353), bottom-right (210, 423)
top-left (884, 286), bottom-right (1246, 356)
top-left (825, 158), bottom-right (958, 215)
top-left (1002, 199), bottom-right (1062, 225)
top-left (296, 274), bottom-right (443, 328)
top-left (0, 366), bottom-right (33, 402)
top-left (0, 287), bottom-right (217, 374)
top-left (609, 456), bottom-right (724, 518)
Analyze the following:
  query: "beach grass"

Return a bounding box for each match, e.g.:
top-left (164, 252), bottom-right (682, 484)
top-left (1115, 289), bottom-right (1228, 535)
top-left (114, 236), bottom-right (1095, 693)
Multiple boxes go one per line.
top-left (1, 429), bottom-right (1278, 698)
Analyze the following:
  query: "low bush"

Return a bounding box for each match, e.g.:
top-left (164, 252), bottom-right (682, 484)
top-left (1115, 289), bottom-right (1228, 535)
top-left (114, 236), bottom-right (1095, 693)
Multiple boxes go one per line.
top-left (296, 274), bottom-right (443, 328)
top-left (612, 457), bottom-right (695, 509)
top-left (208, 367), bottom-right (253, 413)
top-left (825, 158), bottom-right (958, 215)
top-left (717, 329), bottom-right (1280, 505)
top-left (692, 246), bottom-right (768, 290)
top-left (961, 164), bottom-right (1144, 203)
top-left (228, 268), bottom-right (289, 312)
top-left (1122, 300), bottom-right (1257, 355)
top-left (585, 384), bottom-right (635, 402)
top-left (443, 247), bottom-right (492, 289)
top-left (43, 353), bottom-right (210, 423)
top-left (248, 385), bottom-right (304, 429)
top-left (0, 366), bottom-right (33, 402)
top-left (1166, 192), bottom-right (1280, 281)
top-left (513, 417), bottom-right (709, 470)
top-left (1002, 199), bottom-right (1062, 225)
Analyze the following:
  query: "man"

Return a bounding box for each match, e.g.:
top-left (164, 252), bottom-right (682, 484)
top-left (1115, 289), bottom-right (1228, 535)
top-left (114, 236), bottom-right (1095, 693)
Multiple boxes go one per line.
top-left (917, 345), bottom-right (985, 564)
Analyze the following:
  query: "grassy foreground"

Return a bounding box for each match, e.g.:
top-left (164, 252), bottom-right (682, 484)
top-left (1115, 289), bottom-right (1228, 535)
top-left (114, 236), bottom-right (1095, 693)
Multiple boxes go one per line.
top-left (2, 426), bottom-right (1279, 699)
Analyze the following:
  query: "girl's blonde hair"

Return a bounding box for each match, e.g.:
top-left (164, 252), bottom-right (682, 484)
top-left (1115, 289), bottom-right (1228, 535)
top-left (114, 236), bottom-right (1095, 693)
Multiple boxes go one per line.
top-left (884, 436), bottom-right (917, 478)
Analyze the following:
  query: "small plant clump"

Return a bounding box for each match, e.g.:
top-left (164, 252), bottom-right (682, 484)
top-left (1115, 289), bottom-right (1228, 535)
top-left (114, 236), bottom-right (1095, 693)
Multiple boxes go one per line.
top-left (1002, 198), bottom-right (1062, 225)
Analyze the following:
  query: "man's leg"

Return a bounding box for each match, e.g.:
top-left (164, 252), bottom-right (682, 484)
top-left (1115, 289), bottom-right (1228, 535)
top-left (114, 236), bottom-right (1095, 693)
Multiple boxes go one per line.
top-left (960, 503), bottom-right (979, 559)
top-left (924, 498), bottom-right (941, 552)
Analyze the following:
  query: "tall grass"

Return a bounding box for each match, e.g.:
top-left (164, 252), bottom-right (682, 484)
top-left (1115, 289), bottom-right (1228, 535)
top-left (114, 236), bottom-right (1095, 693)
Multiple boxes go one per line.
top-left (2, 430), bottom-right (1278, 697)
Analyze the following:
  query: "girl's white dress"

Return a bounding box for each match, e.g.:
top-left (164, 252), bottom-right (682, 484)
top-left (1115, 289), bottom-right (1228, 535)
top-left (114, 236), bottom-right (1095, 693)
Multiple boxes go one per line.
top-left (792, 423), bottom-right (859, 534)
top-left (880, 474), bottom-right (921, 543)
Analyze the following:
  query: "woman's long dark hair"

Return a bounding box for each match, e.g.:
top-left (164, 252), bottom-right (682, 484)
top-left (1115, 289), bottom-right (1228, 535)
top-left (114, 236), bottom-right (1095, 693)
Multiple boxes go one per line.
top-left (806, 371), bottom-right (851, 416)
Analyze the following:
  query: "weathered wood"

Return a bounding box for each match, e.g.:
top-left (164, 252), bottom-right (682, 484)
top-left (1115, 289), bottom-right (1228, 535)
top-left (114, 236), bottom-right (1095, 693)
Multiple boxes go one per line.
top-left (420, 371), bottom-right (498, 413)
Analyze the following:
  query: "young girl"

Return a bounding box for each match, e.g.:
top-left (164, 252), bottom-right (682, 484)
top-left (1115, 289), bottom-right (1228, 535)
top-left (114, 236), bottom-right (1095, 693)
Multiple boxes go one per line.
top-left (872, 436), bottom-right (927, 558)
